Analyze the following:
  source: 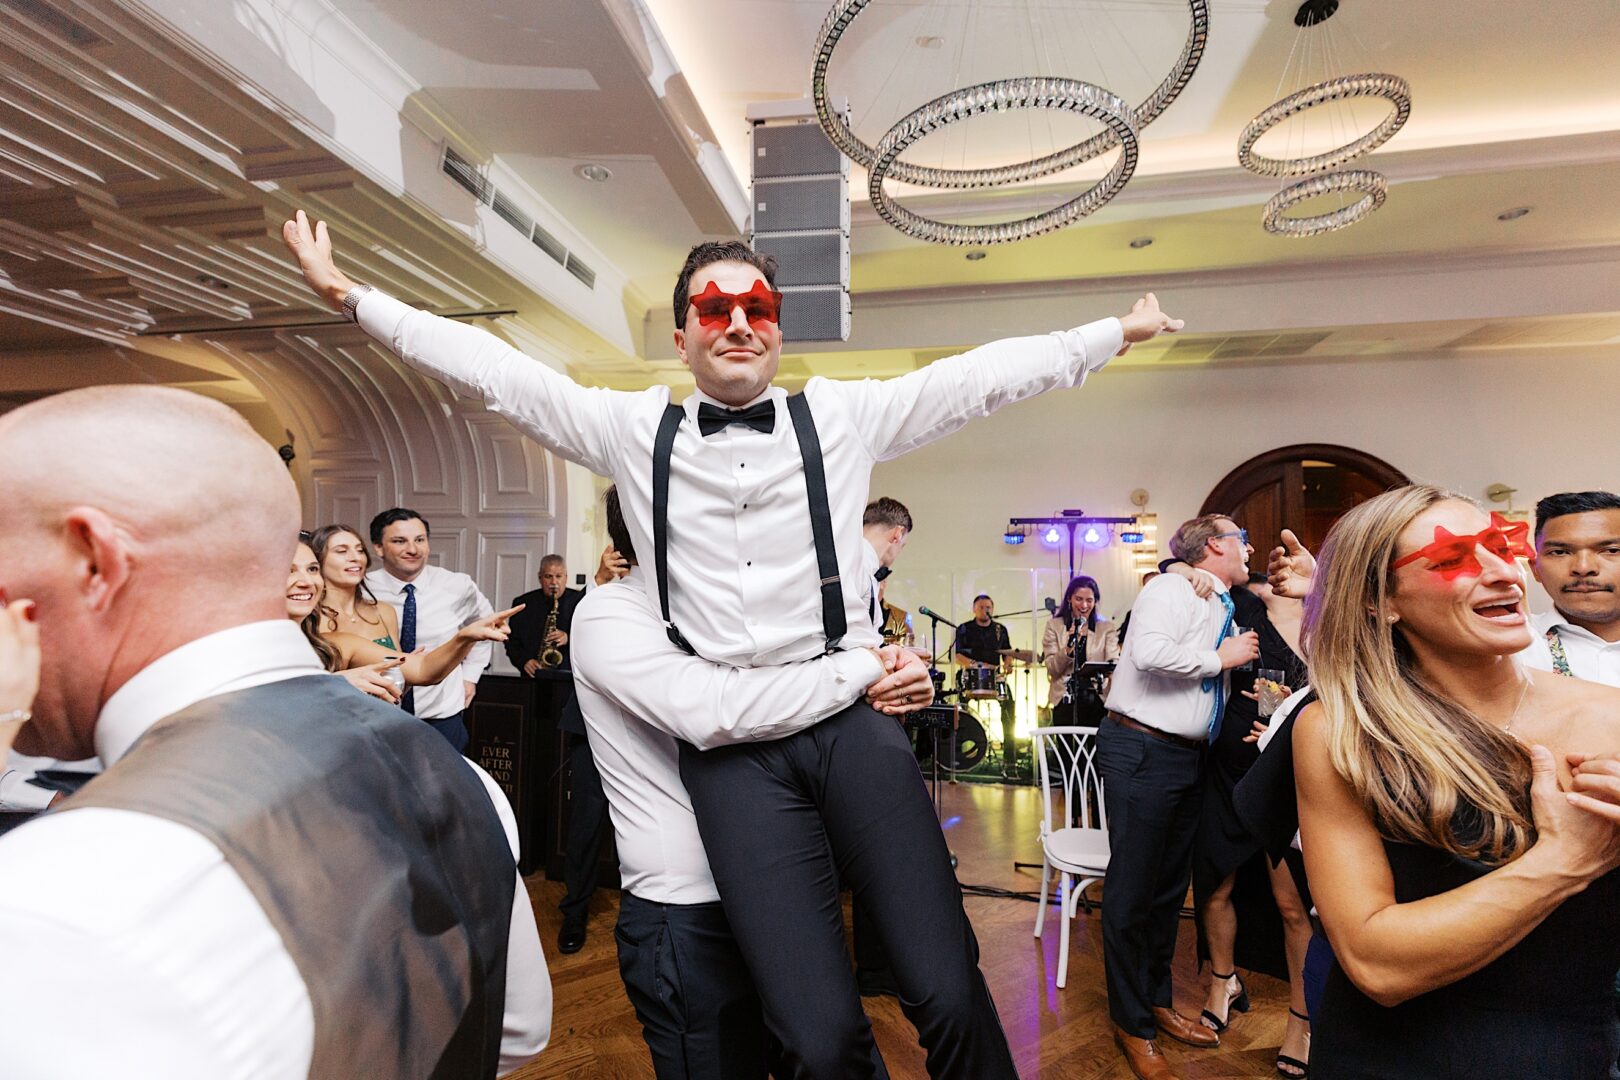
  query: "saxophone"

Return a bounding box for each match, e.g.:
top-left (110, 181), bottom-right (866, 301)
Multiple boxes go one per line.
top-left (539, 594), bottom-right (564, 668)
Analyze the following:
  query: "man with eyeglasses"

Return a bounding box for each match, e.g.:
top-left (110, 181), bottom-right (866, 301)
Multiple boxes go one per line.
top-left (282, 212), bottom-right (1183, 1078)
top-left (1101, 513), bottom-right (1259, 1080)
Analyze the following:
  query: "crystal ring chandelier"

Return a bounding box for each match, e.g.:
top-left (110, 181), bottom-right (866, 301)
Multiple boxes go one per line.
top-left (811, 0), bottom-right (1205, 189)
top-left (1260, 169), bottom-right (1387, 237)
top-left (1237, 72), bottom-right (1411, 177)
top-left (867, 78), bottom-right (1139, 247)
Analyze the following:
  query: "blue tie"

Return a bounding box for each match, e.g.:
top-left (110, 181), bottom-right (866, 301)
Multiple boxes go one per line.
top-left (1200, 591), bottom-right (1235, 741)
top-left (400, 583), bottom-right (417, 715)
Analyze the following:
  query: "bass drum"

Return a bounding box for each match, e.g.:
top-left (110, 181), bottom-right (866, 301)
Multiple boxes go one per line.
top-left (912, 710), bottom-right (988, 775)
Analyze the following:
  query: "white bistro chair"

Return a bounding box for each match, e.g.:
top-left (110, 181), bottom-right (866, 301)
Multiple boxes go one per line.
top-left (1031, 724), bottom-right (1109, 989)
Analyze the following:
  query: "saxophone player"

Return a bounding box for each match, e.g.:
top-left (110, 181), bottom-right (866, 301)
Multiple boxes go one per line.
top-left (508, 555), bottom-right (586, 676)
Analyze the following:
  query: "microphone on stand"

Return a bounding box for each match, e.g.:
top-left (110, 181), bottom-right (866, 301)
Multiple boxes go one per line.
top-left (917, 605), bottom-right (957, 627)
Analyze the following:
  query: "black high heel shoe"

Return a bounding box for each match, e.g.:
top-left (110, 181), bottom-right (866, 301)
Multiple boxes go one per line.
top-left (1276, 1008), bottom-right (1311, 1078)
top-left (1199, 970), bottom-right (1250, 1033)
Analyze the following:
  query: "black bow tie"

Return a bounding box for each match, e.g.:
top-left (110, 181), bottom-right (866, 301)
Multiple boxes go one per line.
top-left (697, 400), bottom-right (775, 437)
top-left (873, 566), bottom-right (892, 582)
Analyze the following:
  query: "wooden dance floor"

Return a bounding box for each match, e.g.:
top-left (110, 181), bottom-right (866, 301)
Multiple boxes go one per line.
top-left (511, 781), bottom-right (1292, 1080)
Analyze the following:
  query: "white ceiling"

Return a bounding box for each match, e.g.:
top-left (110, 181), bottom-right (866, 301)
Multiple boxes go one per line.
top-left (0, 0), bottom-right (1616, 399)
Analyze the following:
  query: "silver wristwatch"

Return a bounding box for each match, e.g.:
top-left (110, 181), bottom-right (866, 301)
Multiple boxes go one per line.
top-left (340, 283), bottom-right (375, 323)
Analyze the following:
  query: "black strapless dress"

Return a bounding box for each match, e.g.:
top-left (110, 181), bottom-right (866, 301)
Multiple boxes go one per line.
top-left (1315, 840), bottom-right (1620, 1079)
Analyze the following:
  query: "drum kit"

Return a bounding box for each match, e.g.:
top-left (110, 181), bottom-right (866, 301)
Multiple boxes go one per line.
top-left (906, 647), bottom-right (1043, 779)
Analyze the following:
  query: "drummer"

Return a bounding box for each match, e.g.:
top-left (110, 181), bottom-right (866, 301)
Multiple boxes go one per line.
top-left (952, 594), bottom-right (1021, 780)
top-left (1043, 574), bottom-right (1122, 725)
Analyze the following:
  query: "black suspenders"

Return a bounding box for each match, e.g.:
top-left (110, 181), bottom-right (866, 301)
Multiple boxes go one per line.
top-left (651, 393), bottom-right (846, 656)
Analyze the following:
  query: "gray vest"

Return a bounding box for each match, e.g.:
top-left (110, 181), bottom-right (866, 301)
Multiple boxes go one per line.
top-left (67, 675), bottom-right (515, 1079)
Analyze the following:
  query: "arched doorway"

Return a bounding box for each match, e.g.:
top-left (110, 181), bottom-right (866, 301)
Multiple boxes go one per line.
top-left (1201, 444), bottom-right (1409, 559)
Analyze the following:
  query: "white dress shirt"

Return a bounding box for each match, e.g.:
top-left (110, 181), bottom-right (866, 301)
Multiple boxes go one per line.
top-left (570, 570), bottom-right (885, 904)
top-left (1104, 570), bottom-right (1232, 740)
top-left (1521, 608), bottom-right (1620, 687)
top-left (0, 620), bottom-right (550, 1078)
top-left (367, 563), bottom-right (495, 719)
top-left (358, 291), bottom-right (1121, 669)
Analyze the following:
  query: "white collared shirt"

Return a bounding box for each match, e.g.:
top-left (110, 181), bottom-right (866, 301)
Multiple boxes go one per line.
top-left (358, 292), bottom-right (1120, 669)
top-left (0, 620), bottom-right (550, 1078)
top-left (570, 570), bottom-right (884, 904)
top-left (1521, 609), bottom-right (1620, 688)
top-left (366, 563), bottom-right (495, 719)
top-left (1105, 570), bottom-right (1232, 740)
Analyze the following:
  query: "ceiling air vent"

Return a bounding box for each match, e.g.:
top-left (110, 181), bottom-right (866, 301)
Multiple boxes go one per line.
top-left (439, 144), bottom-right (595, 291)
top-left (531, 224), bottom-right (567, 265)
top-left (564, 253), bottom-right (596, 289)
top-left (442, 146), bottom-right (491, 204)
top-left (491, 190), bottom-right (532, 236)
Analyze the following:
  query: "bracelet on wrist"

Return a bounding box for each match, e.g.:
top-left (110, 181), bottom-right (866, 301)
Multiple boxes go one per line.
top-left (0, 707), bottom-right (31, 725)
top-left (340, 283), bottom-right (375, 323)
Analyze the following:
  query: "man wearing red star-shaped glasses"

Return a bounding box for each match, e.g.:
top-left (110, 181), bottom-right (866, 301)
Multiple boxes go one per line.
top-left (284, 213), bottom-right (1182, 1079)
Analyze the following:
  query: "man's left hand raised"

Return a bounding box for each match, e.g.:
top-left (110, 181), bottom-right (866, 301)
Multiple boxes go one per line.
top-left (1116, 292), bottom-right (1184, 356)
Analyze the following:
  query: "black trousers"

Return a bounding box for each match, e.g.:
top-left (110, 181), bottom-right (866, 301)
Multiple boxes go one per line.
top-left (615, 891), bottom-right (777, 1079)
top-left (560, 732), bottom-right (611, 927)
top-left (425, 710), bottom-right (468, 754)
top-left (678, 702), bottom-right (1017, 1080)
top-left (1096, 715), bottom-right (1205, 1038)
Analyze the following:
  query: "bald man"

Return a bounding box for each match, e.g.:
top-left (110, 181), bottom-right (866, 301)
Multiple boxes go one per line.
top-left (0, 387), bottom-right (550, 1079)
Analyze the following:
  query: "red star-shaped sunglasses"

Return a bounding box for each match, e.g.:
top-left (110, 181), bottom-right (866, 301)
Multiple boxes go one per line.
top-left (1391, 512), bottom-right (1534, 580)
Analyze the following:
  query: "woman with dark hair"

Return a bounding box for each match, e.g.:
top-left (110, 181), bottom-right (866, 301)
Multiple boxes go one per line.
top-left (1042, 574), bottom-right (1120, 724)
top-left (1292, 484), bottom-right (1620, 1077)
top-left (285, 536), bottom-right (522, 702)
top-left (1194, 571), bottom-right (1313, 1074)
top-left (307, 524), bottom-right (399, 650)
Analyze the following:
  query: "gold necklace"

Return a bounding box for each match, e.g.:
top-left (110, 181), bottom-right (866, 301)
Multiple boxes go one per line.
top-left (1503, 673), bottom-right (1533, 736)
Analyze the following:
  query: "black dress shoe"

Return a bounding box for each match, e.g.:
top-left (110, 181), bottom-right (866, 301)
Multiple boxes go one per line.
top-left (557, 922), bottom-right (587, 954)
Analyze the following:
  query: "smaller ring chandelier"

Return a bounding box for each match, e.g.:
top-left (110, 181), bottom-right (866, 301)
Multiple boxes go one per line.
top-left (810, 0), bottom-right (1209, 246)
top-left (1237, 0), bottom-right (1410, 237)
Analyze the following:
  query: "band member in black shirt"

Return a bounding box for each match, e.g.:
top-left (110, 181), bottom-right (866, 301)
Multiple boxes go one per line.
top-left (952, 594), bottom-right (1020, 778)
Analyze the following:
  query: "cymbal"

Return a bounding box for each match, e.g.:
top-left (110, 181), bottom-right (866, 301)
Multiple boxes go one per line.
top-left (997, 648), bottom-right (1036, 662)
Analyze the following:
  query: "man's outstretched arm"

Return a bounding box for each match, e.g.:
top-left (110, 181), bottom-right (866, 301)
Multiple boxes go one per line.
top-left (834, 293), bottom-right (1184, 461)
top-left (281, 210), bottom-right (624, 476)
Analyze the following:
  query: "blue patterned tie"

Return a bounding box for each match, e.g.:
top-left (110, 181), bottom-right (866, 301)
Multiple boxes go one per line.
top-left (1199, 591), bottom-right (1235, 741)
top-left (400, 583), bottom-right (417, 715)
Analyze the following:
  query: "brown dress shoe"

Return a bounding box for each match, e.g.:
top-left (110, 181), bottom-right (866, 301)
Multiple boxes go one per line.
top-left (1114, 1028), bottom-right (1179, 1080)
top-left (1153, 1005), bottom-right (1220, 1048)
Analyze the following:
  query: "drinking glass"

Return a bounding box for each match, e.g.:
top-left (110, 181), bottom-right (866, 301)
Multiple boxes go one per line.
top-left (1256, 667), bottom-right (1289, 718)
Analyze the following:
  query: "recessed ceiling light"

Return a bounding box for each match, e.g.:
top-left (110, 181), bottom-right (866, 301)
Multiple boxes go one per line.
top-left (1129, 236), bottom-right (1155, 249)
top-left (1496, 206), bottom-right (1531, 221)
top-left (965, 250), bottom-right (987, 261)
top-left (575, 163), bottom-right (612, 183)
top-left (916, 35), bottom-right (945, 49)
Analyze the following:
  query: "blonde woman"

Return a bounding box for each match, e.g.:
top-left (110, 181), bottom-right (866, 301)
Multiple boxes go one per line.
top-left (1294, 485), bottom-right (1620, 1077)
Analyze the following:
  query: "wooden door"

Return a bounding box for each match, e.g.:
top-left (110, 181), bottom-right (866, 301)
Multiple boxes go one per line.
top-left (1201, 445), bottom-right (1408, 560)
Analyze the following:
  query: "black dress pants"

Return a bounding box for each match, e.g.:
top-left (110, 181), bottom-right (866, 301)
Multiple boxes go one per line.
top-left (1096, 715), bottom-right (1205, 1038)
top-left (559, 732), bottom-right (611, 927)
top-left (678, 702), bottom-right (1017, 1080)
top-left (615, 891), bottom-right (777, 1079)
